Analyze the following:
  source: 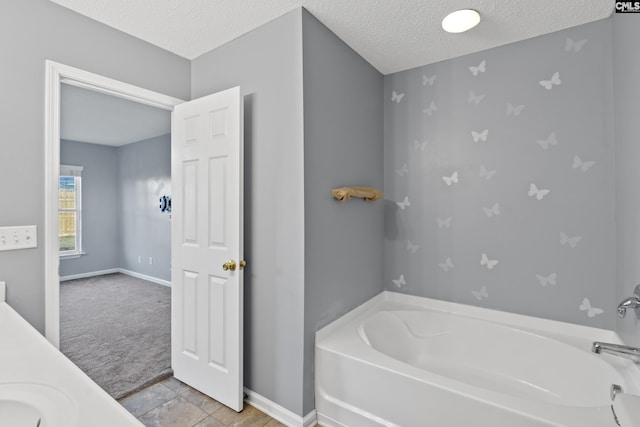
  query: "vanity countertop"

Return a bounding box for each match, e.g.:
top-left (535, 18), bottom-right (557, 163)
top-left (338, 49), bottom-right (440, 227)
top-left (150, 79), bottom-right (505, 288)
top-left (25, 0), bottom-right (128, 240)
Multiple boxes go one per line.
top-left (0, 296), bottom-right (142, 426)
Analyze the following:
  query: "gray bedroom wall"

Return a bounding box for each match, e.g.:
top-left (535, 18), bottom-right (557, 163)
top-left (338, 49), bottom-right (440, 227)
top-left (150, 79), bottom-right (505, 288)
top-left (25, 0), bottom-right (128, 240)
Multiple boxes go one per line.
top-left (0, 0), bottom-right (190, 332)
top-left (383, 18), bottom-right (616, 329)
top-left (59, 136), bottom-right (171, 283)
top-left (59, 140), bottom-right (119, 277)
top-left (301, 10), bottom-right (384, 414)
top-left (117, 135), bottom-right (172, 282)
top-left (613, 14), bottom-right (640, 345)
top-left (191, 9), bottom-right (306, 416)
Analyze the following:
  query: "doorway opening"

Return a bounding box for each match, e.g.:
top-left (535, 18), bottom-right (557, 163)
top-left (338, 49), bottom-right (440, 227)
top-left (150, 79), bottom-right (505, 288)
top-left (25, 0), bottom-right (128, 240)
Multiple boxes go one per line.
top-left (44, 60), bottom-right (184, 348)
top-left (57, 81), bottom-right (174, 398)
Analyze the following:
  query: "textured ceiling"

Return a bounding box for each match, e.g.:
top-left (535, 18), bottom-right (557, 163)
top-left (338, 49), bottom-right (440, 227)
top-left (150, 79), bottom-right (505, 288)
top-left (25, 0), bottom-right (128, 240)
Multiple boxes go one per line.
top-left (61, 84), bottom-right (170, 146)
top-left (49, 0), bottom-right (613, 75)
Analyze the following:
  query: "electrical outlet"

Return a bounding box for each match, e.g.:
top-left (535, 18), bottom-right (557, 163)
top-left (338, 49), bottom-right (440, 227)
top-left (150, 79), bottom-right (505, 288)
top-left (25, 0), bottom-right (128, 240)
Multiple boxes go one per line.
top-left (138, 256), bottom-right (141, 264)
top-left (149, 257), bottom-right (153, 265)
top-left (0, 226), bottom-right (37, 251)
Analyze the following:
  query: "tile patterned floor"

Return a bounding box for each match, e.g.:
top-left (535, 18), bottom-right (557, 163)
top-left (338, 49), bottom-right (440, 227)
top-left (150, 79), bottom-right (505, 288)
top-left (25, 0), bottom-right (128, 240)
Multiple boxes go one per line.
top-left (119, 377), bottom-right (287, 427)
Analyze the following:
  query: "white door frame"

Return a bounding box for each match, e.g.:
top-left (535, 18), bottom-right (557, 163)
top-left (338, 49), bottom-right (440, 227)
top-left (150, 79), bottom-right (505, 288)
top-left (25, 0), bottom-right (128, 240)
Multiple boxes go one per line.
top-left (44, 60), bottom-right (184, 347)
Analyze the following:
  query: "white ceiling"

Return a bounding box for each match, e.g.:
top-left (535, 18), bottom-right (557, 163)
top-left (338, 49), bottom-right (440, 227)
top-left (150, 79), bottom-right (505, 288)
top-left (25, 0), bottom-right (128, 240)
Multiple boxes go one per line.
top-left (61, 84), bottom-right (170, 146)
top-left (49, 0), bottom-right (613, 75)
top-left (55, 0), bottom-right (613, 145)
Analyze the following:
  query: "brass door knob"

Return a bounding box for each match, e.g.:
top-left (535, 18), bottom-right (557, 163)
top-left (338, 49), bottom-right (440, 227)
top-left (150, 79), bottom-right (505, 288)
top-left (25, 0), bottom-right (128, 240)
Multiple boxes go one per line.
top-left (239, 260), bottom-right (247, 270)
top-left (222, 260), bottom-right (236, 271)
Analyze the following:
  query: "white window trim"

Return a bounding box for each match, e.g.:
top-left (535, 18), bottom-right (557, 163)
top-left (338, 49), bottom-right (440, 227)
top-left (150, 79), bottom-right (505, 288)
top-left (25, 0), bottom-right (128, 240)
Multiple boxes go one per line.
top-left (59, 165), bottom-right (83, 257)
top-left (60, 164), bottom-right (83, 177)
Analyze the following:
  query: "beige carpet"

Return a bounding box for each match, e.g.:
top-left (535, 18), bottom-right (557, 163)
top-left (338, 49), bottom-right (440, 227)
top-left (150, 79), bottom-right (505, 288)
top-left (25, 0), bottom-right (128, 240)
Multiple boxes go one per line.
top-left (60, 273), bottom-right (172, 400)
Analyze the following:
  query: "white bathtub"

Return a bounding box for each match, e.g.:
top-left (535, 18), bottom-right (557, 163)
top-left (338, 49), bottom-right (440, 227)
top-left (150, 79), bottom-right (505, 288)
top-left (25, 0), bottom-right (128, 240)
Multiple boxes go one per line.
top-left (315, 291), bottom-right (640, 427)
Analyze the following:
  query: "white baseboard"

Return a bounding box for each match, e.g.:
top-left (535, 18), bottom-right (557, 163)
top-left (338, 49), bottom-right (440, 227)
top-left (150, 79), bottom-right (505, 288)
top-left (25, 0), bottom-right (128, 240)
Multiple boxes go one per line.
top-left (302, 410), bottom-right (318, 427)
top-left (118, 268), bottom-right (172, 287)
top-left (316, 413), bottom-right (347, 427)
top-left (60, 268), bottom-right (119, 282)
top-left (60, 268), bottom-right (171, 287)
top-left (244, 388), bottom-right (317, 427)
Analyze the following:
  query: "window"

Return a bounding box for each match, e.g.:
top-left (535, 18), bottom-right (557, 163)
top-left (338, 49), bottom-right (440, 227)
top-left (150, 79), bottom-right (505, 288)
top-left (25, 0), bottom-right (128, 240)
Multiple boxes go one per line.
top-left (59, 165), bottom-right (83, 257)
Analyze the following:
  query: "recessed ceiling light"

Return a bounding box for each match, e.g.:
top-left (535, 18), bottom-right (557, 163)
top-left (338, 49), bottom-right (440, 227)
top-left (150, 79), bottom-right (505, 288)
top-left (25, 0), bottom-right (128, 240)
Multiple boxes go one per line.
top-left (442, 9), bottom-right (481, 33)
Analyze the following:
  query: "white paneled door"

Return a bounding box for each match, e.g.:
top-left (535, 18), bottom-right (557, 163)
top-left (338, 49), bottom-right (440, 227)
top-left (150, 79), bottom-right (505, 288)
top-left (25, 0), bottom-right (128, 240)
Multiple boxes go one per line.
top-left (171, 87), bottom-right (244, 411)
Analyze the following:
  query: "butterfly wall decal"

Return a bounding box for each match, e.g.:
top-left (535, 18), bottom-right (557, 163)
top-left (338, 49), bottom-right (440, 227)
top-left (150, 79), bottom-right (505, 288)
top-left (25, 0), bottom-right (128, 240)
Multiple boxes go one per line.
top-left (392, 274), bottom-right (406, 288)
top-left (560, 232), bottom-right (582, 248)
top-left (479, 165), bottom-right (496, 180)
top-left (471, 129), bottom-right (489, 142)
top-left (423, 101), bottom-right (438, 116)
top-left (395, 163), bottom-right (409, 177)
top-left (572, 156), bottom-right (596, 172)
top-left (423, 74), bottom-right (437, 86)
top-left (536, 273), bottom-right (557, 287)
top-left (468, 91), bottom-right (486, 105)
top-left (469, 60), bottom-right (486, 76)
top-left (439, 257), bottom-right (454, 272)
top-left (579, 298), bottom-right (603, 318)
top-left (528, 183), bottom-right (550, 200)
top-left (506, 103), bottom-right (525, 116)
top-left (436, 217), bottom-right (452, 228)
top-left (539, 72), bottom-right (561, 90)
top-left (529, 184), bottom-right (551, 200)
top-left (397, 196), bottom-right (410, 210)
top-left (406, 240), bottom-right (420, 254)
top-left (391, 91), bottom-right (405, 103)
top-left (443, 172), bottom-right (459, 186)
top-left (482, 203), bottom-right (500, 218)
top-left (472, 286), bottom-right (488, 301)
top-left (565, 38), bottom-right (587, 52)
top-left (414, 140), bottom-right (428, 151)
top-left (480, 253), bottom-right (498, 269)
top-left (536, 132), bottom-right (558, 150)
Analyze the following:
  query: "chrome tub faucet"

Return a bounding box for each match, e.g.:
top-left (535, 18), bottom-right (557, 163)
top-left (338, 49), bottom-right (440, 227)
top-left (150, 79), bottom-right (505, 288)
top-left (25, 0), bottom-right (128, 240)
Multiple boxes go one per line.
top-left (592, 342), bottom-right (640, 363)
top-left (616, 284), bottom-right (640, 319)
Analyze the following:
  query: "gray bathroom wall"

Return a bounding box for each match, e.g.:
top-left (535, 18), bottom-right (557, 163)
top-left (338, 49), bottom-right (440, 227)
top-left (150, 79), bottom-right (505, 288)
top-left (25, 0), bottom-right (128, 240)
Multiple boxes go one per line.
top-left (117, 135), bottom-right (172, 282)
top-left (59, 140), bottom-right (119, 277)
top-left (613, 14), bottom-right (640, 345)
top-left (383, 18), bottom-right (616, 329)
top-left (301, 10), bottom-right (384, 414)
top-left (191, 9), bottom-right (306, 416)
top-left (0, 0), bottom-right (190, 332)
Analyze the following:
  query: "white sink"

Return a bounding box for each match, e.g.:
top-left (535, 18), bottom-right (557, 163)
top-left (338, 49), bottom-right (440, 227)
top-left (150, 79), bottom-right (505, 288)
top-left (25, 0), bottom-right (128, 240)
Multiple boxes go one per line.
top-left (0, 383), bottom-right (77, 427)
top-left (0, 297), bottom-right (142, 427)
top-left (0, 400), bottom-right (41, 426)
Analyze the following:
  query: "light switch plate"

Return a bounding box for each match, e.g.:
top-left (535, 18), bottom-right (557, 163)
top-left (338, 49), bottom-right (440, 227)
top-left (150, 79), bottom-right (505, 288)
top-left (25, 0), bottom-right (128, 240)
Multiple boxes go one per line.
top-left (0, 226), bottom-right (37, 251)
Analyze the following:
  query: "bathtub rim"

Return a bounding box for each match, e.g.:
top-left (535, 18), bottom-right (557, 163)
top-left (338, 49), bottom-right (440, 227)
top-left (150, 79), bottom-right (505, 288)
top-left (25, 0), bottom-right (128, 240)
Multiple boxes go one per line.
top-left (316, 291), bottom-right (623, 347)
top-left (316, 290), bottom-right (640, 400)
